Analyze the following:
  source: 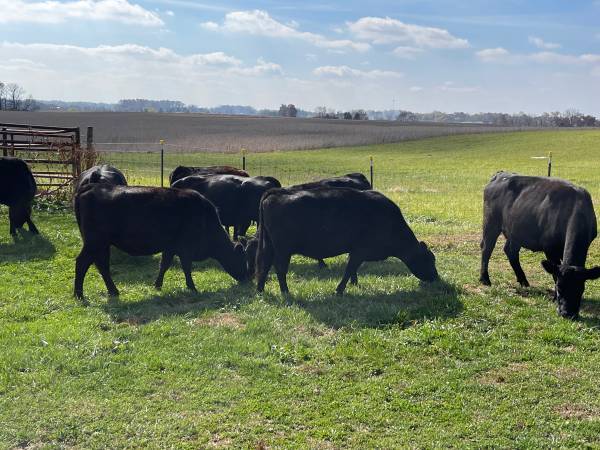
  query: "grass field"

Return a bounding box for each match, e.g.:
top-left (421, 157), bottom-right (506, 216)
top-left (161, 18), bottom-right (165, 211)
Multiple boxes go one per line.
top-left (2, 130), bottom-right (600, 448)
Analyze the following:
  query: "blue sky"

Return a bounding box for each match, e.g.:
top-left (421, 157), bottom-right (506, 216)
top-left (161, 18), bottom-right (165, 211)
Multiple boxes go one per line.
top-left (1, 0), bottom-right (599, 114)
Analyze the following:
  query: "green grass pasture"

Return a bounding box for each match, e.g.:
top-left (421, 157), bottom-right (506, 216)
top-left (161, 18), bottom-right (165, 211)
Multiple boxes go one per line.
top-left (2, 130), bottom-right (600, 448)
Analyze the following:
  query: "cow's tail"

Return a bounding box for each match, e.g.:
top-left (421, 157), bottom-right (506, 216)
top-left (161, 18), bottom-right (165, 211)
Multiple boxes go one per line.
top-left (255, 193), bottom-right (274, 288)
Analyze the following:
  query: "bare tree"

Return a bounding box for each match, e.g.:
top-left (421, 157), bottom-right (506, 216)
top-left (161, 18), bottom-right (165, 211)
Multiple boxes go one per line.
top-left (6, 83), bottom-right (25, 110)
top-left (0, 82), bottom-right (5, 110)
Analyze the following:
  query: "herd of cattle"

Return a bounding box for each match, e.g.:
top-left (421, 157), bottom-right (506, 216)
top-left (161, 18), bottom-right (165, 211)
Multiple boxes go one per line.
top-left (1, 155), bottom-right (599, 320)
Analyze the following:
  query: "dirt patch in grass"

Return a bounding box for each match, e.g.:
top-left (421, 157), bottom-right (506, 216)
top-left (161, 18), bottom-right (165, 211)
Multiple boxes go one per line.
top-left (476, 362), bottom-right (530, 386)
top-left (207, 434), bottom-right (233, 448)
top-left (427, 233), bottom-right (480, 251)
top-left (555, 404), bottom-right (600, 420)
top-left (191, 313), bottom-right (245, 330)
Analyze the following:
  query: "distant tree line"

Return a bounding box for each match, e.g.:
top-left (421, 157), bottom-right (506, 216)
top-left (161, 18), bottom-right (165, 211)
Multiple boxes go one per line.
top-left (391, 109), bottom-right (598, 127)
top-left (19, 96), bottom-right (599, 128)
top-left (314, 106), bottom-right (369, 120)
top-left (0, 82), bottom-right (38, 111)
top-left (278, 104), bottom-right (298, 117)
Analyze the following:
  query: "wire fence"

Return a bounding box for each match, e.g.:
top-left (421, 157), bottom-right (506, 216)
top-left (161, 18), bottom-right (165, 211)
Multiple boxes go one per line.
top-left (96, 149), bottom-right (395, 189)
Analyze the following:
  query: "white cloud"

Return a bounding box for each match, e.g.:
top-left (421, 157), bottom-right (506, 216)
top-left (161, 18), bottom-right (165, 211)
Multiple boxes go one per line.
top-left (409, 86), bottom-right (423, 92)
top-left (0, 42), bottom-right (280, 78)
top-left (475, 47), bottom-right (510, 62)
top-left (313, 65), bottom-right (403, 79)
top-left (528, 36), bottom-right (561, 50)
top-left (229, 58), bottom-right (282, 76)
top-left (477, 48), bottom-right (600, 67)
top-left (529, 51), bottom-right (579, 64)
top-left (347, 16), bottom-right (469, 49)
top-left (0, 0), bottom-right (164, 26)
top-left (439, 81), bottom-right (480, 93)
top-left (392, 46), bottom-right (423, 59)
top-left (165, 10), bottom-right (175, 17)
top-left (201, 10), bottom-right (370, 53)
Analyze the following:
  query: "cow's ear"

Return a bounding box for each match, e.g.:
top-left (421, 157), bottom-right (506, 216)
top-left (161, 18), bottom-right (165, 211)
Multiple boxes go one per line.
top-left (583, 266), bottom-right (600, 280)
top-left (541, 260), bottom-right (558, 275)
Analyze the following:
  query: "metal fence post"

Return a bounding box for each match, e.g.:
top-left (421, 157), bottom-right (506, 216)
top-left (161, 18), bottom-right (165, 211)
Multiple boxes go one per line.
top-left (370, 156), bottom-right (374, 189)
top-left (160, 139), bottom-right (165, 187)
top-left (547, 152), bottom-right (552, 177)
top-left (241, 148), bottom-right (246, 171)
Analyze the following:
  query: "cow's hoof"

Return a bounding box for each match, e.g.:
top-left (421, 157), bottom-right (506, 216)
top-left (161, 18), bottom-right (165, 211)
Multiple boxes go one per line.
top-left (518, 280), bottom-right (530, 288)
top-left (336, 290), bottom-right (344, 297)
top-left (479, 277), bottom-right (491, 286)
top-left (108, 289), bottom-right (120, 297)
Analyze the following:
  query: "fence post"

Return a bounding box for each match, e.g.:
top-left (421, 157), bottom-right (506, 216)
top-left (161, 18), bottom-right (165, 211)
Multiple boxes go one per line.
top-left (160, 139), bottom-right (165, 187)
top-left (1, 128), bottom-right (6, 157)
top-left (370, 156), bottom-right (374, 189)
top-left (241, 148), bottom-right (246, 171)
top-left (547, 152), bottom-right (552, 177)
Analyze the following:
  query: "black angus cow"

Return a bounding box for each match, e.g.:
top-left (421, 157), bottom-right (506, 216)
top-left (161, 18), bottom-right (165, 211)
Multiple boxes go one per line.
top-left (73, 184), bottom-right (248, 299)
top-left (0, 156), bottom-right (39, 235)
top-left (172, 174), bottom-right (281, 240)
top-left (75, 164), bottom-right (127, 193)
top-left (290, 173), bottom-right (371, 191)
top-left (480, 171), bottom-right (600, 319)
top-left (289, 172), bottom-right (371, 269)
top-left (169, 165), bottom-right (250, 186)
top-left (256, 187), bottom-right (438, 294)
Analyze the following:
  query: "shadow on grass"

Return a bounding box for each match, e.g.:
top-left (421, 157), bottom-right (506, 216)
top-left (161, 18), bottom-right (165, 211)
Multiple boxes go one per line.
top-left (102, 283), bottom-right (251, 325)
top-left (0, 231), bottom-right (56, 262)
top-left (289, 257), bottom-right (411, 280)
top-left (263, 279), bottom-right (462, 329)
top-left (578, 298), bottom-right (600, 328)
top-left (98, 249), bottom-right (461, 329)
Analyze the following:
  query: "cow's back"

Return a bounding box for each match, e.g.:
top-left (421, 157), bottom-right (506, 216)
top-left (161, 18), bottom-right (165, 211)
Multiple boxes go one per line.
top-left (75, 185), bottom-right (215, 255)
top-left (261, 188), bottom-right (404, 257)
top-left (484, 172), bottom-right (596, 250)
top-left (0, 156), bottom-right (36, 205)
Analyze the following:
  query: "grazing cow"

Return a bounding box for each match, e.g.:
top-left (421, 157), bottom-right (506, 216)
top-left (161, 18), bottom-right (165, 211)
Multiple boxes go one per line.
top-left (289, 172), bottom-right (371, 269)
top-left (256, 187), bottom-right (438, 294)
top-left (73, 184), bottom-right (248, 299)
top-left (169, 165), bottom-right (250, 185)
top-left (290, 173), bottom-right (371, 191)
top-left (0, 156), bottom-right (39, 235)
top-left (480, 171), bottom-right (600, 319)
top-left (172, 174), bottom-right (281, 240)
top-left (75, 164), bottom-right (127, 193)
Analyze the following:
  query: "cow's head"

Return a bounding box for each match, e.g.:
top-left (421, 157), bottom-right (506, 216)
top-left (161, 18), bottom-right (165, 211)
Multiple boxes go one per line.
top-left (542, 260), bottom-right (600, 319)
top-left (406, 241), bottom-right (439, 282)
top-left (226, 242), bottom-right (250, 283)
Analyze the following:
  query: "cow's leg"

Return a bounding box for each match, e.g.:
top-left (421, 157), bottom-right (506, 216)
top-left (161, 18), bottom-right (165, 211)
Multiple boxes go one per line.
top-left (154, 251), bottom-right (175, 290)
top-left (94, 246), bottom-right (119, 297)
top-left (336, 255), bottom-right (362, 295)
top-left (544, 251), bottom-right (561, 300)
top-left (26, 217), bottom-right (39, 234)
top-left (479, 223), bottom-right (501, 286)
top-left (256, 235), bottom-right (274, 293)
top-left (274, 253), bottom-right (291, 294)
top-left (317, 259), bottom-right (327, 269)
top-left (74, 246), bottom-right (95, 299)
top-left (504, 240), bottom-right (529, 287)
top-left (237, 220), bottom-right (251, 239)
top-left (350, 266), bottom-right (361, 286)
top-left (8, 206), bottom-right (18, 236)
top-left (179, 254), bottom-right (197, 292)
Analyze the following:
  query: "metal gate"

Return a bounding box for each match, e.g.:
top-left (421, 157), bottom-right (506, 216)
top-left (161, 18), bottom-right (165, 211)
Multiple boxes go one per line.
top-left (1, 122), bottom-right (82, 196)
